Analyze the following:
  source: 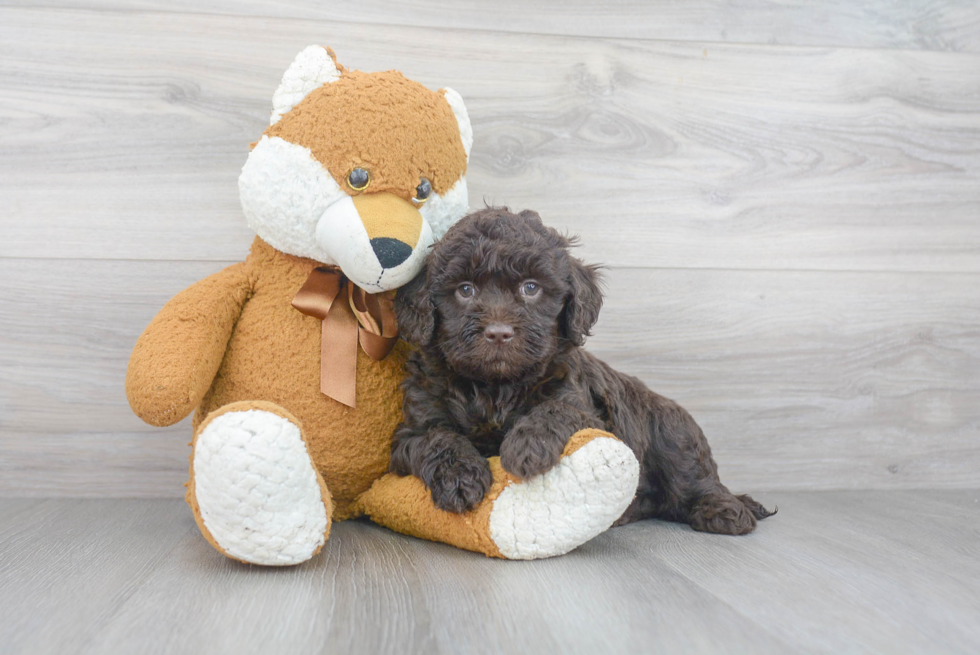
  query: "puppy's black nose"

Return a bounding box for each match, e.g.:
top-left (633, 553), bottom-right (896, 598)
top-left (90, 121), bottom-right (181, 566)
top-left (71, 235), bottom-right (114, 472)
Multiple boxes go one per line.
top-left (484, 323), bottom-right (514, 344)
top-left (370, 237), bottom-right (413, 269)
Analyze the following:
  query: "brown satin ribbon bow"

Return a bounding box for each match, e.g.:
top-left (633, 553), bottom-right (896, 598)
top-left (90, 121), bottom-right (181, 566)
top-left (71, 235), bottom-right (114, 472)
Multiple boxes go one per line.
top-left (291, 267), bottom-right (398, 408)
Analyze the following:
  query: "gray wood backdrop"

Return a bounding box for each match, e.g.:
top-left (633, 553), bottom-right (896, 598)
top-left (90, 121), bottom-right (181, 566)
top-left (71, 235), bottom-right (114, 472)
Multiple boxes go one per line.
top-left (1, 1), bottom-right (978, 497)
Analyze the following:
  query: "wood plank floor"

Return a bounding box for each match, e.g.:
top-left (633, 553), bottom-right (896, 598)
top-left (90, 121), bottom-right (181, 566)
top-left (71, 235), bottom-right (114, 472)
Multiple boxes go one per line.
top-left (1, 492), bottom-right (978, 654)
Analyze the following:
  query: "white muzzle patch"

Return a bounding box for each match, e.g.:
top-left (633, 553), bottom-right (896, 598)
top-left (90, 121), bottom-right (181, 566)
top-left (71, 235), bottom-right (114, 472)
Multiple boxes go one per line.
top-left (315, 196), bottom-right (434, 292)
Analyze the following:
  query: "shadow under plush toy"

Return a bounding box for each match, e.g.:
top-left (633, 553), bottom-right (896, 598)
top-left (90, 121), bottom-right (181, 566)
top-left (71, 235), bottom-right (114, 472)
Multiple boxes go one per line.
top-left (126, 46), bottom-right (640, 566)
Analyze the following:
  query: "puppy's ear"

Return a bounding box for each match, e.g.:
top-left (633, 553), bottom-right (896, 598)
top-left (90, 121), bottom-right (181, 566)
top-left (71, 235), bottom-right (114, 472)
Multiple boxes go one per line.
top-left (395, 266), bottom-right (435, 347)
top-left (560, 258), bottom-right (603, 347)
top-left (517, 209), bottom-right (542, 224)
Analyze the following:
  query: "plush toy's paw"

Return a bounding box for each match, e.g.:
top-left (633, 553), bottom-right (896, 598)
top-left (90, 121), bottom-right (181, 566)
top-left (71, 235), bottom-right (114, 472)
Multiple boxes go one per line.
top-left (188, 403), bottom-right (332, 566)
top-left (488, 429), bottom-right (640, 560)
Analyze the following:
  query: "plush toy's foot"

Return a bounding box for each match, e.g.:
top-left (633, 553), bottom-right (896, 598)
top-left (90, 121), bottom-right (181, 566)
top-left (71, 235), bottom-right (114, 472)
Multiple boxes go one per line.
top-left (357, 429), bottom-right (639, 559)
top-left (187, 401), bottom-right (332, 566)
top-left (488, 430), bottom-right (640, 559)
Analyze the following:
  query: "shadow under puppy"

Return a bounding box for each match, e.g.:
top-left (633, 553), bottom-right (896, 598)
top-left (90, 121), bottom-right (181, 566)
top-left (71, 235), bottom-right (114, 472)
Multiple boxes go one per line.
top-left (391, 207), bottom-right (775, 535)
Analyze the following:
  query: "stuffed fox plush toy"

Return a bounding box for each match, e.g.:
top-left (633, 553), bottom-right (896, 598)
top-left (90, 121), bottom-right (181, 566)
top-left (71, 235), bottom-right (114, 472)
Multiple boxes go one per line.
top-left (126, 45), bottom-right (640, 565)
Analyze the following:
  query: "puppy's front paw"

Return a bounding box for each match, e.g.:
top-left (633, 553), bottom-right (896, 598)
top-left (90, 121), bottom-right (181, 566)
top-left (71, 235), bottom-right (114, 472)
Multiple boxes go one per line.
top-left (428, 456), bottom-right (493, 514)
top-left (500, 428), bottom-right (564, 480)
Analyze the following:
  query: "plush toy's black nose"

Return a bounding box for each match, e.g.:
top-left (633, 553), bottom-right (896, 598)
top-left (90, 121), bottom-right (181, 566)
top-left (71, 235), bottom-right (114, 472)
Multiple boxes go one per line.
top-left (484, 323), bottom-right (515, 344)
top-left (370, 237), bottom-right (412, 269)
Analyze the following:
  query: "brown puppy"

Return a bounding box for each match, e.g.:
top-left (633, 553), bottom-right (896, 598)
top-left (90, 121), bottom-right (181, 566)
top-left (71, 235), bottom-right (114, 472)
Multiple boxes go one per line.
top-left (391, 207), bottom-right (774, 535)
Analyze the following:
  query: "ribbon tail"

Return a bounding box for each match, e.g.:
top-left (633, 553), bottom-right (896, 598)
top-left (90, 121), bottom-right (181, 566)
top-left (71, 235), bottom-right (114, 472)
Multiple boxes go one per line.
top-left (319, 296), bottom-right (360, 408)
top-left (359, 329), bottom-right (399, 362)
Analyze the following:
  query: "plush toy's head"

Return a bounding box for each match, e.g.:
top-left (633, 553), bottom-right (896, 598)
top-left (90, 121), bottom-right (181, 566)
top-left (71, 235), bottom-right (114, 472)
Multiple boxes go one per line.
top-left (239, 45), bottom-right (472, 291)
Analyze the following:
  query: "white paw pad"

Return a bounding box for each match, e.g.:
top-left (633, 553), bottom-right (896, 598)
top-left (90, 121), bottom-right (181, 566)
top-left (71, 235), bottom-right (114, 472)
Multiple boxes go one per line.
top-left (488, 437), bottom-right (640, 560)
top-left (192, 409), bottom-right (329, 566)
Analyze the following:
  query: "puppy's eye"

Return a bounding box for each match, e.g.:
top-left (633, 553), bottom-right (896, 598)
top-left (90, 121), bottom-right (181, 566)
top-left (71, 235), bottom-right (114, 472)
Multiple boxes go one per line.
top-left (456, 283), bottom-right (476, 300)
top-left (412, 178), bottom-right (432, 205)
top-left (520, 281), bottom-right (541, 297)
top-left (347, 167), bottom-right (370, 191)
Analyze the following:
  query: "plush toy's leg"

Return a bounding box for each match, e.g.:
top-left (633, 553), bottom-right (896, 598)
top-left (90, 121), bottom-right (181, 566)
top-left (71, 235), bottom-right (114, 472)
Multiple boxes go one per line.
top-left (187, 400), bottom-right (332, 566)
top-left (356, 429), bottom-right (639, 559)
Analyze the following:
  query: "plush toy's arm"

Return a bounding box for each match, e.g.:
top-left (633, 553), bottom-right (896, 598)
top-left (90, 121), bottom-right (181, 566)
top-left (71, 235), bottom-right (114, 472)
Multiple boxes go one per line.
top-left (126, 263), bottom-right (253, 427)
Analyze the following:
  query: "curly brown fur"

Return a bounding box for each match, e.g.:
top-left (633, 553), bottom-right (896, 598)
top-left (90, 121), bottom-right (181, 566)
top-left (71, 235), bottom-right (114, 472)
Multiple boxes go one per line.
top-left (391, 207), bottom-right (775, 534)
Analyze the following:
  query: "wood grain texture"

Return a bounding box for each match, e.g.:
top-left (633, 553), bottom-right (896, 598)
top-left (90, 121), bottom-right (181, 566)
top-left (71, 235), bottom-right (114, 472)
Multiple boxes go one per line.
top-left (1, 493), bottom-right (978, 654)
top-left (0, 259), bottom-right (226, 497)
top-left (0, 499), bottom-right (195, 655)
top-left (2, 258), bottom-right (977, 496)
top-left (623, 490), bottom-right (980, 653)
top-left (1, 4), bottom-right (978, 496)
top-left (1, 8), bottom-right (979, 271)
top-left (3, 1), bottom-right (980, 51)
top-left (76, 516), bottom-right (794, 654)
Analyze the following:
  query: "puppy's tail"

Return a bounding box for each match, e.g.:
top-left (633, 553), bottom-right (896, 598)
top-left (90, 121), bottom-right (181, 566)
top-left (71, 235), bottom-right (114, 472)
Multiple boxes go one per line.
top-left (737, 494), bottom-right (777, 520)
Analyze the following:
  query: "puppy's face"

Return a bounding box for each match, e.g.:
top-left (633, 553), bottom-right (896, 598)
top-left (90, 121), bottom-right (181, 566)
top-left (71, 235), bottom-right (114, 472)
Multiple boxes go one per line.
top-left (396, 208), bottom-right (603, 383)
top-left (431, 251), bottom-right (567, 382)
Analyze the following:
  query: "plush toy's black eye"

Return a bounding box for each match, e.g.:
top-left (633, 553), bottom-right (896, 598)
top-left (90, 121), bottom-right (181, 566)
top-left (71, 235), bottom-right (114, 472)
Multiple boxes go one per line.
top-left (347, 168), bottom-right (370, 191)
top-left (413, 178), bottom-right (432, 204)
top-left (456, 282), bottom-right (476, 300)
top-left (520, 281), bottom-right (541, 297)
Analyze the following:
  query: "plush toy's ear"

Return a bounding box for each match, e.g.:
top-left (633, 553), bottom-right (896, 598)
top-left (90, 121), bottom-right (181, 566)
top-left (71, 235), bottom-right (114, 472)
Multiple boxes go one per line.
top-left (440, 88), bottom-right (473, 160)
top-left (394, 266), bottom-right (436, 347)
top-left (559, 258), bottom-right (603, 347)
top-left (270, 45), bottom-right (343, 125)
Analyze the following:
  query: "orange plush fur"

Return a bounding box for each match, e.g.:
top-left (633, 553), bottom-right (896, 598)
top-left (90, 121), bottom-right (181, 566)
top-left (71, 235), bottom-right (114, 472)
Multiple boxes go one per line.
top-left (126, 49), bottom-right (467, 545)
top-left (268, 70), bottom-right (467, 200)
top-left (127, 238), bottom-right (411, 519)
